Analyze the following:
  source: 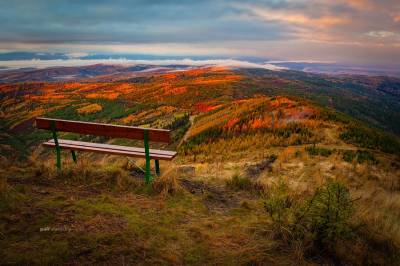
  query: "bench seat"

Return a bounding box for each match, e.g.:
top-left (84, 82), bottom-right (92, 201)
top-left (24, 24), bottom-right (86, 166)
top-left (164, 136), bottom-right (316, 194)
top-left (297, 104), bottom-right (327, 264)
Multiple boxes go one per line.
top-left (43, 139), bottom-right (177, 160)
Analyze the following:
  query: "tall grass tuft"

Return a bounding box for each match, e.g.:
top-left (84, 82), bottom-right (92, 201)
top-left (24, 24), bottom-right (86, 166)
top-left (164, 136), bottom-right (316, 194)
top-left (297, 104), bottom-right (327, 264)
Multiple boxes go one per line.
top-left (226, 173), bottom-right (265, 193)
top-left (151, 167), bottom-right (183, 196)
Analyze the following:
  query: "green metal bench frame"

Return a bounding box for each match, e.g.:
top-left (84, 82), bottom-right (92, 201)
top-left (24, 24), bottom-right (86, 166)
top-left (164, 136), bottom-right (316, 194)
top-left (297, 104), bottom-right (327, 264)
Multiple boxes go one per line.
top-left (39, 118), bottom-right (175, 183)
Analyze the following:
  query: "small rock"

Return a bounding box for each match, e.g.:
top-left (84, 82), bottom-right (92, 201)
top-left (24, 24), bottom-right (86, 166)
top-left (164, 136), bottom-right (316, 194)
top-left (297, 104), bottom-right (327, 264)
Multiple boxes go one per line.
top-left (37, 189), bottom-right (50, 195)
top-left (180, 179), bottom-right (204, 194)
top-left (178, 165), bottom-right (195, 176)
top-left (245, 155), bottom-right (277, 178)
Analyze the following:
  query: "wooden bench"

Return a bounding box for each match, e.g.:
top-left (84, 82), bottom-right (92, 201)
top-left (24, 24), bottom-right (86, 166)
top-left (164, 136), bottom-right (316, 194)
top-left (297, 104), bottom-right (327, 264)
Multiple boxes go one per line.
top-left (35, 117), bottom-right (177, 183)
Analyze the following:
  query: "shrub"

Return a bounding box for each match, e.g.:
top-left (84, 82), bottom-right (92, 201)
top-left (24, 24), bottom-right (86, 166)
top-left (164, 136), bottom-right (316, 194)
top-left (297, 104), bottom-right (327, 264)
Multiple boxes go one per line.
top-left (342, 150), bottom-right (378, 164)
top-left (294, 181), bottom-right (354, 251)
top-left (0, 178), bottom-right (26, 212)
top-left (343, 150), bottom-right (356, 162)
top-left (264, 180), bottom-right (293, 226)
top-left (168, 113), bottom-right (190, 130)
top-left (305, 146), bottom-right (332, 157)
top-left (226, 173), bottom-right (253, 191)
top-left (275, 122), bottom-right (313, 140)
top-left (355, 150), bottom-right (378, 164)
top-left (226, 173), bottom-right (265, 193)
top-left (264, 180), bottom-right (355, 260)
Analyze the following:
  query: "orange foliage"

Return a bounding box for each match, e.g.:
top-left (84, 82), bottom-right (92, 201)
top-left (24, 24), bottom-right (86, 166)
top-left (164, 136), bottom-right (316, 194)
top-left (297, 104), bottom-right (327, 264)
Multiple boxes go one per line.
top-left (301, 119), bottom-right (320, 128)
top-left (250, 118), bottom-right (264, 129)
top-left (1, 67), bottom-right (247, 110)
top-left (163, 73), bottom-right (180, 80)
top-left (270, 97), bottom-right (296, 108)
top-left (63, 83), bottom-right (83, 90)
top-left (28, 94), bottom-right (66, 101)
top-left (76, 103), bottom-right (103, 114)
top-left (112, 83), bottom-right (136, 94)
top-left (179, 68), bottom-right (210, 77)
top-left (182, 67), bottom-right (228, 76)
top-left (166, 86), bottom-right (187, 95)
top-left (191, 75), bottom-right (242, 85)
top-left (163, 67), bottom-right (240, 83)
top-left (188, 96), bottom-right (321, 140)
top-left (224, 117), bottom-right (239, 130)
top-left (121, 113), bottom-right (137, 124)
top-left (121, 106), bottom-right (176, 124)
top-left (86, 92), bottom-right (120, 100)
top-left (195, 102), bottom-right (221, 112)
top-left (75, 84), bottom-right (102, 93)
top-left (0, 84), bottom-right (18, 93)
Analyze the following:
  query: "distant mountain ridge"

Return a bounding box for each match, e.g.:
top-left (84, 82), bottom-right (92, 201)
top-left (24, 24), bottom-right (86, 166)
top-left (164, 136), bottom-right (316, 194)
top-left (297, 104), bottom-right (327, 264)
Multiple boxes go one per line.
top-left (1, 51), bottom-right (400, 77)
top-left (0, 64), bottom-right (192, 82)
top-left (0, 52), bottom-right (69, 61)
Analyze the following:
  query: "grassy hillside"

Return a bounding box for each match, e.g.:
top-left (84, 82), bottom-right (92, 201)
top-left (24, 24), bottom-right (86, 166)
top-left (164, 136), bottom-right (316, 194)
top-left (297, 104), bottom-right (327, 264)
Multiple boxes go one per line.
top-left (239, 68), bottom-right (400, 135)
top-left (1, 67), bottom-right (399, 158)
top-left (1, 66), bottom-right (400, 264)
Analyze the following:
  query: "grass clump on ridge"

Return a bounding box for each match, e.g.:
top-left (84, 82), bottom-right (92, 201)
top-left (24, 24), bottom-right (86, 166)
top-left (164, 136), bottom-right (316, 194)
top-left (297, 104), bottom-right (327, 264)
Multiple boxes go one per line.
top-left (342, 149), bottom-right (378, 164)
top-left (305, 145), bottom-right (333, 157)
top-left (225, 173), bottom-right (265, 193)
top-left (226, 173), bottom-right (253, 191)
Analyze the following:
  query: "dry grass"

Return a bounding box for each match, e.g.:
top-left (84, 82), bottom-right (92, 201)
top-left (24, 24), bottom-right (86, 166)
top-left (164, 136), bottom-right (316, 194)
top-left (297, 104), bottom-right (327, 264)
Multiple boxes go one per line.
top-left (0, 157), bottom-right (297, 265)
top-left (2, 108), bottom-right (400, 264)
top-left (151, 167), bottom-right (184, 196)
top-left (180, 124), bottom-right (400, 264)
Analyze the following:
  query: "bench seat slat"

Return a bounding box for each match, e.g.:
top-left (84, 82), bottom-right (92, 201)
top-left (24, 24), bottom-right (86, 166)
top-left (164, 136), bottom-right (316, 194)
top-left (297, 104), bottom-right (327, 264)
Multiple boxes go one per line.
top-left (47, 139), bottom-right (176, 156)
top-left (42, 139), bottom-right (177, 160)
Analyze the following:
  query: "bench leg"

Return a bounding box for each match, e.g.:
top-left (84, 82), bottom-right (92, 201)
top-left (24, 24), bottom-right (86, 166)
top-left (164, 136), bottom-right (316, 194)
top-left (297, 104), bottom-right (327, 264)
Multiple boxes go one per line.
top-left (71, 150), bottom-right (77, 163)
top-left (50, 121), bottom-right (61, 170)
top-left (55, 146), bottom-right (61, 170)
top-left (144, 129), bottom-right (152, 183)
top-left (155, 159), bottom-right (160, 176)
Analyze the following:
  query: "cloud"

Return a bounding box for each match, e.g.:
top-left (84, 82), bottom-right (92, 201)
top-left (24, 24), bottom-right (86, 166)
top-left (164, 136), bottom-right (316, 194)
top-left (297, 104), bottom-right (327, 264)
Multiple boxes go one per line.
top-left (366, 31), bottom-right (399, 38)
top-left (232, 1), bottom-right (400, 47)
top-left (66, 52), bottom-right (90, 59)
top-left (0, 0), bottom-right (399, 65)
top-left (266, 60), bottom-right (334, 64)
top-left (234, 3), bottom-right (348, 28)
top-left (338, 0), bottom-right (377, 11)
top-left (0, 58), bottom-right (286, 71)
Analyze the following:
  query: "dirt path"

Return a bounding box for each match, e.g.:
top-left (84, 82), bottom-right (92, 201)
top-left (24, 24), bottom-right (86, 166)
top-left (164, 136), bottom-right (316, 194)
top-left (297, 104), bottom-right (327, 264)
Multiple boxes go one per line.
top-left (179, 115), bottom-right (196, 147)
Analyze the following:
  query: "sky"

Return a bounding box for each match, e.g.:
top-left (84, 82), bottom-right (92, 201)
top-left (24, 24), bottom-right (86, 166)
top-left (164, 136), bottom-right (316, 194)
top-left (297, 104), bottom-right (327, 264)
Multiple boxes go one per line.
top-left (0, 0), bottom-right (399, 66)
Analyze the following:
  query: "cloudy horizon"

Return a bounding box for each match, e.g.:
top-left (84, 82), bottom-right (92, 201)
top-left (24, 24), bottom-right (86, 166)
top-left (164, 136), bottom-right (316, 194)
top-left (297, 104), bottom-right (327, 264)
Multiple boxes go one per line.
top-left (0, 0), bottom-right (399, 66)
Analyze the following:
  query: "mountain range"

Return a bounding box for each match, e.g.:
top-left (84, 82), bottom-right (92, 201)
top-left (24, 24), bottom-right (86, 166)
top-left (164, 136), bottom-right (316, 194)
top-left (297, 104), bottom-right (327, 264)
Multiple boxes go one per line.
top-left (1, 52), bottom-right (400, 77)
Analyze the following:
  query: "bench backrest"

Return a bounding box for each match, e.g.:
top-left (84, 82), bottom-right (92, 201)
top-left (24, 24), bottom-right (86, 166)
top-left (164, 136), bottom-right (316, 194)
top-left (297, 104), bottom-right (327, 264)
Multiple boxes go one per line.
top-left (35, 117), bottom-right (171, 143)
